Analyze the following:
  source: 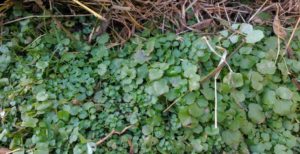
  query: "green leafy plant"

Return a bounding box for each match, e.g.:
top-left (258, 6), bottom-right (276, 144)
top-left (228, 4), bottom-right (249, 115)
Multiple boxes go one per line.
top-left (0, 9), bottom-right (300, 154)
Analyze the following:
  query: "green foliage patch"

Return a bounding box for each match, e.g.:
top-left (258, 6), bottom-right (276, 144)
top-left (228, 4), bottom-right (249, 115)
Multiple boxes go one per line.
top-left (1, 15), bottom-right (300, 154)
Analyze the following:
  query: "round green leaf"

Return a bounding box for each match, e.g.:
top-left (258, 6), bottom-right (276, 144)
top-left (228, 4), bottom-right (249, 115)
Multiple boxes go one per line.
top-left (256, 60), bottom-right (276, 75)
top-left (276, 86), bottom-right (293, 100)
top-left (36, 61), bottom-right (49, 69)
top-left (248, 103), bottom-right (265, 124)
top-left (273, 100), bottom-right (293, 116)
top-left (149, 69), bottom-right (163, 81)
top-left (246, 30), bottom-right (264, 44)
top-left (240, 23), bottom-right (253, 34)
top-left (223, 72), bottom-right (244, 88)
top-left (36, 91), bottom-right (49, 101)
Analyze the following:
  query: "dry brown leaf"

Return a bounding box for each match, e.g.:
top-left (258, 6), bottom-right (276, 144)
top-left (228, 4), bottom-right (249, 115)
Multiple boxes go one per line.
top-left (273, 14), bottom-right (287, 39)
top-left (190, 19), bottom-right (213, 30)
top-left (0, 148), bottom-right (11, 154)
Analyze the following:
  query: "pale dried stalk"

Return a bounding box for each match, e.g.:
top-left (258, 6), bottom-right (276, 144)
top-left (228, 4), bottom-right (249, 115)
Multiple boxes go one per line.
top-left (214, 76), bottom-right (218, 128)
top-left (248, 0), bottom-right (269, 22)
top-left (203, 37), bottom-right (233, 72)
top-left (203, 37), bottom-right (233, 128)
top-left (72, 0), bottom-right (106, 21)
top-left (275, 36), bottom-right (280, 63)
top-left (286, 17), bottom-right (300, 50)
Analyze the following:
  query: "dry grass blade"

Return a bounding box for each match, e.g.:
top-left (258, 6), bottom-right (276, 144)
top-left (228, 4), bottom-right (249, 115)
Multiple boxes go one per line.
top-left (248, 0), bottom-right (269, 22)
top-left (163, 94), bottom-right (185, 113)
top-left (72, 0), bottom-right (106, 21)
top-left (286, 17), bottom-right (300, 51)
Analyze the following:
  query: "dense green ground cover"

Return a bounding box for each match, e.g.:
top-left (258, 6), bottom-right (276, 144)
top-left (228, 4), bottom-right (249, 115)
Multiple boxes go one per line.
top-left (1, 12), bottom-right (300, 153)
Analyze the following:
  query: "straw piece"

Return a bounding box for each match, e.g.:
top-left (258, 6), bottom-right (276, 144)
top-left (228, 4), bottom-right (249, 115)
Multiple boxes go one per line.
top-left (72, 0), bottom-right (106, 21)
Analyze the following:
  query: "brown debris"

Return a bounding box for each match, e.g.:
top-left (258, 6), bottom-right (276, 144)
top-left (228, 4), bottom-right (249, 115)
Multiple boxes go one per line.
top-left (273, 4), bottom-right (287, 40)
top-left (1, 0), bottom-right (300, 44)
top-left (190, 19), bottom-right (214, 30)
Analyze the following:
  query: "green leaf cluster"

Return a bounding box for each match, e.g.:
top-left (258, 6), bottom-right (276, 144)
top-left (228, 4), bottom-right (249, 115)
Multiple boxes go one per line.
top-left (0, 11), bottom-right (300, 154)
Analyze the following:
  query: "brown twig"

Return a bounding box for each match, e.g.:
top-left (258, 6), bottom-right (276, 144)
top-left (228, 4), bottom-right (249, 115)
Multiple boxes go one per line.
top-left (163, 94), bottom-right (185, 113)
top-left (96, 125), bottom-right (132, 146)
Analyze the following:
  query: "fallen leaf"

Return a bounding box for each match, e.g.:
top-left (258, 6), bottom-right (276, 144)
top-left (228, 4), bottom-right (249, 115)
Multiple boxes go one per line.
top-left (190, 19), bottom-right (213, 30)
top-left (273, 14), bottom-right (286, 39)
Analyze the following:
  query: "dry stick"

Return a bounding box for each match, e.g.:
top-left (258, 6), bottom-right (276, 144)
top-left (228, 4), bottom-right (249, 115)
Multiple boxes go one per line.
top-left (286, 17), bottom-right (300, 51)
top-left (275, 36), bottom-right (281, 63)
top-left (7, 148), bottom-right (21, 154)
top-left (213, 59), bottom-right (224, 129)
top-left (72, 0), bottom-right (106, 21)
top-left (281, 16), bottom-right (300, 76)
top-left (2, 14), bottom-right (93, 26)
top-left (248, 0), bottom-right (269, 22)
top-left (214, 76), bottom-right (218, 128)
top-left (222, 2), bottom-right (231, 25)
top-left (163, 94), bottom-right (185, 113)
top-left (96, 125), bottom-right (132, 146)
